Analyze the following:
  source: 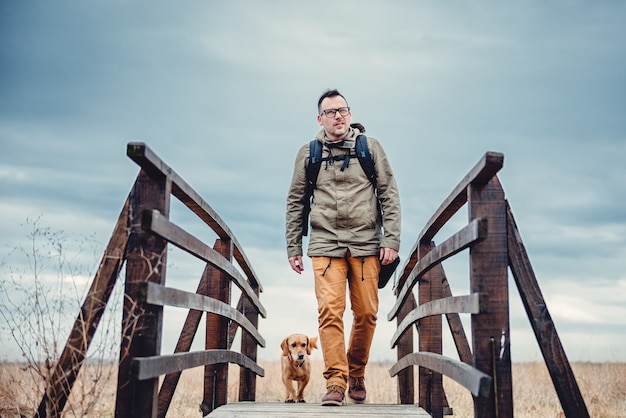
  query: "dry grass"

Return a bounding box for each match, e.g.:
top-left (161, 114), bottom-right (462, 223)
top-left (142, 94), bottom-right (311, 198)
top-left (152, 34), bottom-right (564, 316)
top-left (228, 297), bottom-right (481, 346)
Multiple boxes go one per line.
top-left (1, 360), bottom-right (624, 417)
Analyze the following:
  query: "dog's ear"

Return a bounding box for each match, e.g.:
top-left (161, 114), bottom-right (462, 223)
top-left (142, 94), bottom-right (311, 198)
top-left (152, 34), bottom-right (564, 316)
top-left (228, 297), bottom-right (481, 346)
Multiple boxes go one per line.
top-left (307, 336), bottom-right (319, 354)
top-left (280, 337), bottom-right (290, 356)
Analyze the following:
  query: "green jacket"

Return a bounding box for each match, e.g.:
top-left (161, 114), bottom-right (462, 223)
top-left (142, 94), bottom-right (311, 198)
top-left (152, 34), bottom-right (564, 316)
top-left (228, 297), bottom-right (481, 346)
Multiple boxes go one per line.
top-left (286, 127), bottom-right (401, 258)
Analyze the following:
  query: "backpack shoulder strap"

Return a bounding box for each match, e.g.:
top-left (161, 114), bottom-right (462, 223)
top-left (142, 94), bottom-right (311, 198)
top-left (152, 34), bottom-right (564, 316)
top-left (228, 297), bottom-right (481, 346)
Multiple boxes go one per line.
top-left (307, 139), bottom-right (323, 187)
top-left (355, 135), bottom-right (377, 189)
top-left (301, 139), bottom-right (323, 236)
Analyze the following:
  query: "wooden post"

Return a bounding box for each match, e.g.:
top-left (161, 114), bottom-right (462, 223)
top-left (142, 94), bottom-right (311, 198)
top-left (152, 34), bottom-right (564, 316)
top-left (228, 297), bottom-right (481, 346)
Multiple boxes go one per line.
top-left (396, 292), bottom-right (416, 404)
top-left (201, 239), bottom-right (233, 415)
top-left (418, 242), bottom-right (443, 418)
top-left (468, 176), bottom-right (512, 418)
top-left (238, 283), bottom-right (260, 402)
top-left (115, 170), bottom-right (170, 418)
top-left (507, 203), bottom-right (590, 417)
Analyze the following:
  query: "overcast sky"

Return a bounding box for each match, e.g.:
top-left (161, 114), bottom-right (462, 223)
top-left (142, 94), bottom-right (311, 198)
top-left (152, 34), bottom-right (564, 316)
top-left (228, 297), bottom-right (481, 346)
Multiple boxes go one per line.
top-left (1, 1), bottom-right (625, 366)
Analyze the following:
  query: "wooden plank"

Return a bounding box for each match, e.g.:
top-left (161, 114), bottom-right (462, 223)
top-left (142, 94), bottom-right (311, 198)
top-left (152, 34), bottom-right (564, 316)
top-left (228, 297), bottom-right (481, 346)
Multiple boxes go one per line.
top-left (140, 282), bottom-right (265, 347)
top-left (116, 170), bottom-right (170, 418)
top-left (127, 142), bottom-right (262, 291)
top-left (418, 152), bottom-right (503, 245)
top-left (390, 352), bottom-right (492, 398)
top-left (391, 293), bottom-right (486, 348)
top-left (146, 209), bottom-right (266, 318)
top-left (389, 218), bottom-right (487, 321)
top-left (206, 402), bottom-right (432, 417)
top-left (36, 197), bottom-right (130, 417)
top-left (131, 349), bottom-right (264, 381)
top-left (468, 175), bottom-right (512, 418)
top-left (506, 203), bottom-right (590, 417)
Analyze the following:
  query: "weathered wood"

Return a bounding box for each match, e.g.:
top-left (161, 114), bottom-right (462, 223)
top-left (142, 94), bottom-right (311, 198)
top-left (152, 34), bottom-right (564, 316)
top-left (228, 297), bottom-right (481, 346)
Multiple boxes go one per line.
top-left (416, 259), bottom-right (455, 415)
top-left (157, 263), bottom-right (213, 418)
top-left (239, 282), bottom-right (261, 402)
top-left (202, 239), bottom-right (232, 415)
top-left (131, 349), bottom-right (263, 381)
top-left (396, 292), bottom-right (416, 404)
top-left (389, 218), bottom-right (487, 321)
top-left (139, 282), bottom-right (265, 346)
top-left (385, 151), bottom-right (587, 418)
top-left (418, 242), bottom-right (443, 418)
top-left (206, 402), bottom-right (432, 417)
top-left (390, 352), bottom-right (492, 398)
top-left (468, 176), bottom-right (512, 418)
top-left (391, 293), bottom-right (486, 348)
top-left (116, 170), bottom-right (170, 418)
top-left (36, 198), bottom-right (130, 418)
top-left (146, 209), bottom-right (266, 317)
top-left (43, 143), bottom-right (268, 416)
top-left (52, 146), bottom-right (591, 418)
top-left (127, 142), bottom-right (262, 291)
top-left (506, 203), bottom-right (590, 417)
top-left (419, 152), bottom-right (503, 245)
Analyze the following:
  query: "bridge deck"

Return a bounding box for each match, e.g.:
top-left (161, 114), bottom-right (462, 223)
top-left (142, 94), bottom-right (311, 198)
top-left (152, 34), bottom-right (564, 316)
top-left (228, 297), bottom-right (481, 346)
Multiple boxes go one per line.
top-left (206, 402), bottom-right (431, 417)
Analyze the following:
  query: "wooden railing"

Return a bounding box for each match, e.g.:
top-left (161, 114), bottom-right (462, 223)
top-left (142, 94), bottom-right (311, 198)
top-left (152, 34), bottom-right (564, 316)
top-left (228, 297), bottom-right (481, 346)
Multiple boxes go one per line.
top-left (37, 146), bottom-right (590, 418)
top-left (36, 143), bottom-right (266, 417)
top-left (387, 152), bottom-right (590, 418)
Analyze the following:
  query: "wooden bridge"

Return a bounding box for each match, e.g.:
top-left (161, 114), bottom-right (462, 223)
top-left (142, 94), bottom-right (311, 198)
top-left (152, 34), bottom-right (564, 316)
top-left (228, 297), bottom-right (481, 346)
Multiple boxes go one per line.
top-left (35, 144), bottom-right (590, 417)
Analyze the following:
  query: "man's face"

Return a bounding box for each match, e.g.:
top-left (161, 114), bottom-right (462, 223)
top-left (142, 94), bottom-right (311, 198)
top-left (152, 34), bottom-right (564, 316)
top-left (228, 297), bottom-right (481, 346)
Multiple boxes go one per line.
top-left (317, 95), bottom-right (351, 141)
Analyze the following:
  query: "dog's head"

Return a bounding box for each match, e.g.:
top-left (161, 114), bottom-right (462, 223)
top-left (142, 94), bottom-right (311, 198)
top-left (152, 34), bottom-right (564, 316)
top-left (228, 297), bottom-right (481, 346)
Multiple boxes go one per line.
top-left (280, 334), bottom-right (318, 361)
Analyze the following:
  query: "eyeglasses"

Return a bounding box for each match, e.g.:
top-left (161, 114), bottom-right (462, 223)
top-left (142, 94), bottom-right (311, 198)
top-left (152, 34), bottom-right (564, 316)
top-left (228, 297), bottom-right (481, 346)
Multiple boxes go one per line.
top-left (320, 107), bottom-right (350, 118)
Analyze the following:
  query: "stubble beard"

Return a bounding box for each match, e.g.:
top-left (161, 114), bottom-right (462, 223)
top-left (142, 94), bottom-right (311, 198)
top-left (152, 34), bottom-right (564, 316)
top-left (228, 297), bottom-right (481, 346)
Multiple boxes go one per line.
top-left (328, 122), bottom-right (348, 140)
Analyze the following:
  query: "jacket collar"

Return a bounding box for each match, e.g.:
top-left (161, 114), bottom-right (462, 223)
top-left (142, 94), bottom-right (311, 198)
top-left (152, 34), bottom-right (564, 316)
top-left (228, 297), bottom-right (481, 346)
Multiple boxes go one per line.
top-left (317, 127), bottom-right (359, 149)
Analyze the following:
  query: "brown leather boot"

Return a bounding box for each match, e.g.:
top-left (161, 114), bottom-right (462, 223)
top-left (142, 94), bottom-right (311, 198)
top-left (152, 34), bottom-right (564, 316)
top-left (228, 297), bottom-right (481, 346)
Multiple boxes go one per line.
top-left (321, 385), bottom-right (345, 406)
top-left (348, 376), bottom-right (366, 403)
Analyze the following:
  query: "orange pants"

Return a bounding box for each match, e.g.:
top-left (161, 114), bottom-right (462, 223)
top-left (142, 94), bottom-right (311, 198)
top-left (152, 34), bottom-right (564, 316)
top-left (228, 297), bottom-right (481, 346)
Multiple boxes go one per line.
top-left (312, 254), bottom-right (380, 389)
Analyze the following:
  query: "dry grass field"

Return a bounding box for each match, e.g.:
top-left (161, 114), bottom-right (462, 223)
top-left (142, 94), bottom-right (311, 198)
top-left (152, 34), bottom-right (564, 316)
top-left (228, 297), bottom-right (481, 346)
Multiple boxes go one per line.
top-left (1, 360), bottom-right (624, 417)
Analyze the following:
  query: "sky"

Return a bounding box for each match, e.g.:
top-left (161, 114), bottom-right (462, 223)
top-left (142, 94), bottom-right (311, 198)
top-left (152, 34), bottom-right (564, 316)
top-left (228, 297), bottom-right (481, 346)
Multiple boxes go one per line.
top-left (1, 1), bottom-right (625, 367)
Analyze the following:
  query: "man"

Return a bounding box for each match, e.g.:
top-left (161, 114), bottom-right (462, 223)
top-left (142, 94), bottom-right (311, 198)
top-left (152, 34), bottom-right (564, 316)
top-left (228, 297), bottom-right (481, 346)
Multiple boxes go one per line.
top-left (285, 89), bottom-right (401, 406)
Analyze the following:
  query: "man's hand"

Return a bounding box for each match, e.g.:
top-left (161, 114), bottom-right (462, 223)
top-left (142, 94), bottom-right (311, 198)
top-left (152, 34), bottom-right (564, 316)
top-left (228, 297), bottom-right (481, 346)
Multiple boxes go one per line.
top-left (379, 247), bottom-right (399, 265)
top-left (289, 255), bottom-right (304, 274)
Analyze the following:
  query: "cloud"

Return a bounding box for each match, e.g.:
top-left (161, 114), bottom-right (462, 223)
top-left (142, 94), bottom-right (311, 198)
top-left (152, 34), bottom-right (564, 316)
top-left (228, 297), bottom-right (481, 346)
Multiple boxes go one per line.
top-left (1, 1), bottom-right (625, 364)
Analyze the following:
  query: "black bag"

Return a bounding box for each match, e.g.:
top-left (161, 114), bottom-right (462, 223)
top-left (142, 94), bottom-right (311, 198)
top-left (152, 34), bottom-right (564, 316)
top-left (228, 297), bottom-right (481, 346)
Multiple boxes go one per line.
top-left (378, 256), bottom-right (400, 289)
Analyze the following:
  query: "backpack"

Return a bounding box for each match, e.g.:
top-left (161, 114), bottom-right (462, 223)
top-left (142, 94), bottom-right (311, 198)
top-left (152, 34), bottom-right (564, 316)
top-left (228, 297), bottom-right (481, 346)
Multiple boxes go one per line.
top-left (301, 134), bottom-right (377, 236)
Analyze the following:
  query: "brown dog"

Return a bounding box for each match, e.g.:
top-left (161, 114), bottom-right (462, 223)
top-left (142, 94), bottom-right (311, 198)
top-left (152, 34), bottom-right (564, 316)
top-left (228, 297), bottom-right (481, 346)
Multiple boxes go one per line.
top-left (280, 334), bottom-right (318, 403)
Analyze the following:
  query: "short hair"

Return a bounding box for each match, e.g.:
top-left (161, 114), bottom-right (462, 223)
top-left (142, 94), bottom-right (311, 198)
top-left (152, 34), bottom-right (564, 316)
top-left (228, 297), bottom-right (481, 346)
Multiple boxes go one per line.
top-left (317, 89), bottom-right (348, 113)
